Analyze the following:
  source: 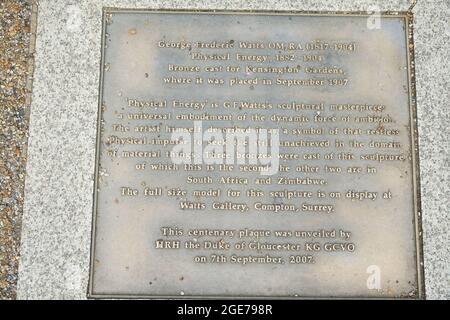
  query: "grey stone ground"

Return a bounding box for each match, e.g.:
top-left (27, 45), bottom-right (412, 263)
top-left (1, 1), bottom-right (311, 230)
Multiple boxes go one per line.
top-left (17, 0), bottom-right (449, 299)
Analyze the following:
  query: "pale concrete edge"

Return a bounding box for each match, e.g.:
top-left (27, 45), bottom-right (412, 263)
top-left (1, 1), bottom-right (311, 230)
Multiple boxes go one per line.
top-left (14, 0), bottom-right (38, 299)
top-left (87, 8), bottom-right (108, 299)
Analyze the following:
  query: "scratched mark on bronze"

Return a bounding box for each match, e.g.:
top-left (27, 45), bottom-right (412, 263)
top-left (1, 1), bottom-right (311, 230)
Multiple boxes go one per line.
top-left (89, 10), bottom-right (423, 299)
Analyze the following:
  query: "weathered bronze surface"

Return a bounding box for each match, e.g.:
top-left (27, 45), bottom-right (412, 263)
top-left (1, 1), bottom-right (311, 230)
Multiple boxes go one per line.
top-left (89, 9), bottom-right (424, 299)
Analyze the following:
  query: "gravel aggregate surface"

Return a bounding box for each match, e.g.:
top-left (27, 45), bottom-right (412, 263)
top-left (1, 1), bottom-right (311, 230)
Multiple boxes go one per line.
top-left (0, 0), bottom-right (35, 300)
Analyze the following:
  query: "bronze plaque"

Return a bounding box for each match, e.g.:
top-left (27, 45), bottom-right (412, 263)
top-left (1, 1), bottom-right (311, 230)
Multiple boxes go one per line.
top-left (89, 9), bottom-right (424, 299)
